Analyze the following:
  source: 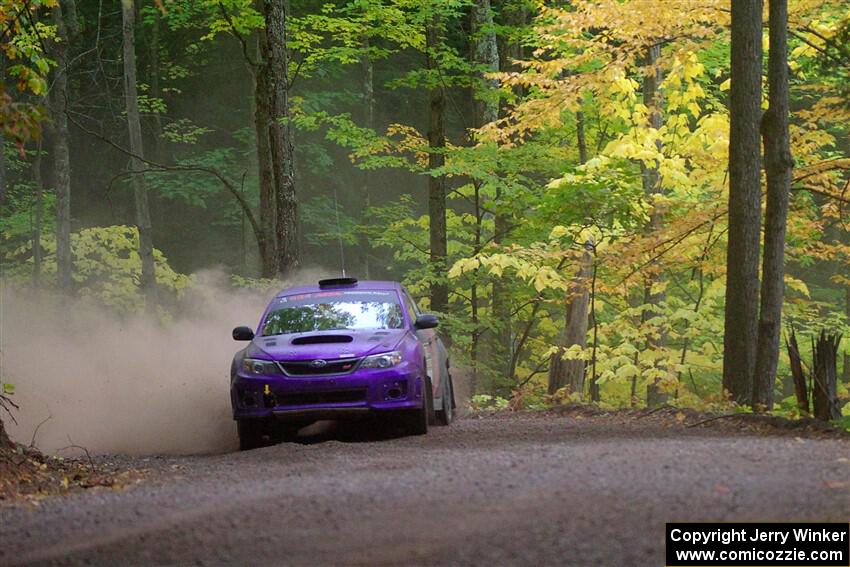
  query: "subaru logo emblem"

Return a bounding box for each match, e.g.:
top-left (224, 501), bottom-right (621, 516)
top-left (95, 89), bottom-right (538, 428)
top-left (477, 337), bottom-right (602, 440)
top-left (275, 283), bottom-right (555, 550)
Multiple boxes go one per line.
top-left (310, 359), bottom-right (328, 368)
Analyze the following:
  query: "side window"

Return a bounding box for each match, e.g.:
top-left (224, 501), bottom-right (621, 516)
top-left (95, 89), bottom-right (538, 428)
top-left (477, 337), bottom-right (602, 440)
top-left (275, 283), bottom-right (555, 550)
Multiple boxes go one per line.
top-left (402, 290), bottom-right (419, 325)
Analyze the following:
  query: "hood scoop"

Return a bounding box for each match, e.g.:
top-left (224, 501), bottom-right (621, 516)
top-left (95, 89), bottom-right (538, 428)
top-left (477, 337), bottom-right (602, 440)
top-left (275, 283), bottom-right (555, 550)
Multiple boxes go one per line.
top-left (291, 334), bottom-right (354, 345)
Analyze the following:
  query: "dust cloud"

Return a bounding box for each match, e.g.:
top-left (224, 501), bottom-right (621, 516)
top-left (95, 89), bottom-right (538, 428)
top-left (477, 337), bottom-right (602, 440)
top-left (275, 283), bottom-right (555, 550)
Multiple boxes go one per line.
top-left (0, 270), bottom-right (327, 456)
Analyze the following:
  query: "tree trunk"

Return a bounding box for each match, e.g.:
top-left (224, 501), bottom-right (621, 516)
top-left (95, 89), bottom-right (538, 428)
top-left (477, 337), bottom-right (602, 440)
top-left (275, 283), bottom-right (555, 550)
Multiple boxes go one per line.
top-left (723, 0), bottom-right (763, 405)
top-left (253, 25), bottom-right (277, 278)
top-left (785, 329), bottom-right (808, 414)
top-left (641, 44), bottom-right (668, 408)
top-left (588, 257), bottom-right (600, 402)
top-left (753, 0), bottom-right (792, 412)
top-left (576, 110), bottom-right (588, 165)
top-left (427, 16), bottom-right (448, 314)
top-left (122, 0), bottom-right (156, 307)
top-left (0, 52), bottom-right (5, 205)
top-left (32, 140), bottom-right (44, 287)
top-left (148, 7), bottom-right (166, 164)
top-left (360, 37), bottom-right (374, 278)
top-left (812, 331), bottom-right (841, 421)
top-left (51, 2), bottom-right (73, 295)
top-left (548, 243), bottom-right (592, 397)
top-left (844, 287), bottom-right (850, 383)
top-left (491, 1), bottom-right (525, 375)
top-left (471, 0), bottom-right (499, 128)
top-left (263, 0), bottom-right (299, 277)
top-left (469, 0), bottom-right (500, 384)
top-left (549, 117), bottom-right (590, 397)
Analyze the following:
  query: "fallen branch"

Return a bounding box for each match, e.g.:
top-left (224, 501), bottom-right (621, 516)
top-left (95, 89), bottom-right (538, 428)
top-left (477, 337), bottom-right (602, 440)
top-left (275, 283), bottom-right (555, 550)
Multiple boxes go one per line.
top-left (57, 436), bottom-right (95, 470)
top-left (29, 414), bottom-right (52, 449)
top-left (686, 413), bottom-right (740, 428)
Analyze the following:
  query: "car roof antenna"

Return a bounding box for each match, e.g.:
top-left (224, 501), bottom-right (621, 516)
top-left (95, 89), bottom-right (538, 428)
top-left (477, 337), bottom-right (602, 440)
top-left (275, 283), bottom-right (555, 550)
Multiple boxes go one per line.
top-left (333, 186), bottom-right (346, 277)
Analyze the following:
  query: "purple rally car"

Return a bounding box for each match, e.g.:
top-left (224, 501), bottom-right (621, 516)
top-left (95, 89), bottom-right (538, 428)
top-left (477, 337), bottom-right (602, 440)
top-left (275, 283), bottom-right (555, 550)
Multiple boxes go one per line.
top-left (230, 277), bottom-right (455, 449)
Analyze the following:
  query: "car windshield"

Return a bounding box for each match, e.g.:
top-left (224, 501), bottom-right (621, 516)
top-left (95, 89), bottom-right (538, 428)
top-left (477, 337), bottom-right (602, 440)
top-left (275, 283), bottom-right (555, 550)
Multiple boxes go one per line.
top-left (261, 290), bottom-right (405, 336)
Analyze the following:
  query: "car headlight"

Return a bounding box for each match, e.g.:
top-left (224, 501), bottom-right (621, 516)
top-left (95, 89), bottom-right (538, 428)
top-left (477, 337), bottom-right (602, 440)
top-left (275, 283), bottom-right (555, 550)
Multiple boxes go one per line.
top-left (241, 358), bottom-right (282, 376)
top-left (360, 351), bottom-right (403, 369)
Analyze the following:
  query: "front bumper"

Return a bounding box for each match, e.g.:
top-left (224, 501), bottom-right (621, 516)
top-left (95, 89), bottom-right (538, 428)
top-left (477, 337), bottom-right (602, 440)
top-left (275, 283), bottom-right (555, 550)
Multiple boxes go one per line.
top-left (231, 363), bottom-right (424, 422)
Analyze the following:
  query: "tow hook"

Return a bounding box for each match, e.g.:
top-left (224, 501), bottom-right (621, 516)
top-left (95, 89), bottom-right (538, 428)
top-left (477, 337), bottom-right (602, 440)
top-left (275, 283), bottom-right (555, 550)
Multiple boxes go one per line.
top-left (263, 384), bottom-right (275, 408)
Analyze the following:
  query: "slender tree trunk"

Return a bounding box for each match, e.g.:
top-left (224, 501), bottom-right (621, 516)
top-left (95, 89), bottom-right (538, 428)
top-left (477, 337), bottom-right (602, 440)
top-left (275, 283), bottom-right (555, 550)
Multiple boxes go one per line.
top-left (52, 2), bottom-right (73, 294)
top-left (723, 0), bottom-right (763, 405)
top-left (122, 0), bottom-right (156, 306)
top-left (576, 110), bottom-right (588, 165)
top-left (812, 331), bottom-right (841, 421)
top-left (360, 38), bottom-right (374, 278)
top-left (0, 135), bottom-right (5, 205)
top-left (469, 0), bottom-right (499, 384)
top-left (0, 53), bottom-right (5, 205)
top-left (491, 1), bottom-right (525, 375)
top-left (471, 0), bottom-right (499, 127)
top-left (470, 182), bottom-right (483, 394)
top-left (548, 243), bottom-right (592, 396)
top-left (426, 16), bottom-right (448, 314)
top-left (148, 8), bottom-right (165, 163)
top-left (32, 140), bottom-right (43, 287)
top-left (786, 329), bottom-right (809, 414)
top-left (549, 117), bottom-right (591, 397)
top-left (253, 26), bottom-right (277, 278)
top-left (588, 255), bottom-right (600, 401)
top-left (263, 0), bottom-right (299, 277)
top-left (753, 0), bottom-right (792, 411)
top-left (641, 44), bottom-right (668, 408)
top-left (844, 287), bottom-right (850, 383)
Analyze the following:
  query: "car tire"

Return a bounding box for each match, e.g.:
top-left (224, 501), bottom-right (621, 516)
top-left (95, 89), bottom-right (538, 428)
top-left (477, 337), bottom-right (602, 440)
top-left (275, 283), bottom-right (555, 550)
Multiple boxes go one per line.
top-left (435, 374), bottom-right (453, 426)
top-left (400, 376), bottom-right (431, 436)
top-left (425, 375), bottom-right (437, 426)
top-left (237, 419), bottom-right (270, 451)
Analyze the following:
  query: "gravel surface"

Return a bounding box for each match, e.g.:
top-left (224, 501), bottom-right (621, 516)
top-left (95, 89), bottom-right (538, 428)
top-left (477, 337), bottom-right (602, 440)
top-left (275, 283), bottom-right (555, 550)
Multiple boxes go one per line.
top-left (1, 412), bottom-right (848, 566)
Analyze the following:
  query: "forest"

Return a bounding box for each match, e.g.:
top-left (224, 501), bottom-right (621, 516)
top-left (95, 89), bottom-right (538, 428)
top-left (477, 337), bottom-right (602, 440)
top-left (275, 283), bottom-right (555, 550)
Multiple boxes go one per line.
top-left (2, 0), bottom-right (849, 424)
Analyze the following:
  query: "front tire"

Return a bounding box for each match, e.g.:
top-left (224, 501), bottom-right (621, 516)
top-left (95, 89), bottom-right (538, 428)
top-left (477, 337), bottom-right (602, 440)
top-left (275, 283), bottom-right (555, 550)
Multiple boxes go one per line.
top-left (237, 419), bottom-right (271, 451)
top-left (435, 374), bottom-right (454, 426)
top-left (400, 376), bottom-right (432, 436)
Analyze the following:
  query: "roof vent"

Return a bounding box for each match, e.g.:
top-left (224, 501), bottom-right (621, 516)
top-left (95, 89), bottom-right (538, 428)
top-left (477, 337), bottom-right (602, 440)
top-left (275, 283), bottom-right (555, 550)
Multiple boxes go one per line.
top-left (318, 277), bottom-right (358, 289)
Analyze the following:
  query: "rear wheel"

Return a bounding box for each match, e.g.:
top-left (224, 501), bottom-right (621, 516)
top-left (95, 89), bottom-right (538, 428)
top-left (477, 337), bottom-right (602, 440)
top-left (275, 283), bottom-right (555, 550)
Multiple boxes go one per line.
top-left (435, 374), bottom-right (454, 426)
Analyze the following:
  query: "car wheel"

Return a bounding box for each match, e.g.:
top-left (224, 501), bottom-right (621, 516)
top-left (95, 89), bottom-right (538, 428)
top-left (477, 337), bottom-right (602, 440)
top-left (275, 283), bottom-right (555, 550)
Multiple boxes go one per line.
top-left (425, 375), bottom-right (437, 426)
top-left (435, 374), bottom-right (453, 426)
top-left (237, 419), bottom-right (271, 451)
top-left (400, 376), bottom-right (431, 436)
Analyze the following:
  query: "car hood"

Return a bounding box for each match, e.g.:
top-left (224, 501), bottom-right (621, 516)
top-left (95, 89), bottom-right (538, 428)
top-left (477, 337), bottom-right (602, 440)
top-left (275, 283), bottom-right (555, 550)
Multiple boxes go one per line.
top-left (251, 328), bottom-right (408, 361)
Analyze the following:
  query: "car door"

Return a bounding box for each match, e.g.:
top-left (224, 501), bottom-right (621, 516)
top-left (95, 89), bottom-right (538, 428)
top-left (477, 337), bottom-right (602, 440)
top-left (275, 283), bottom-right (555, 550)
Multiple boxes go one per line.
top-left (402, 289), bottom-right (444, 397)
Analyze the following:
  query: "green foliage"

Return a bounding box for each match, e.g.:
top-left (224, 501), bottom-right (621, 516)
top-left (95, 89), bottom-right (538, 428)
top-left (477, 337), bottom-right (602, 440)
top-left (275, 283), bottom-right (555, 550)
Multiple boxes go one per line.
top-left (302, 195), bottom-right (359, 246)
top-left (469, 394), bottom-right (509, 411)
top-left (3, 226), bottom-right (191, 313)
top-left (2, 0), bottom-right (848, 423)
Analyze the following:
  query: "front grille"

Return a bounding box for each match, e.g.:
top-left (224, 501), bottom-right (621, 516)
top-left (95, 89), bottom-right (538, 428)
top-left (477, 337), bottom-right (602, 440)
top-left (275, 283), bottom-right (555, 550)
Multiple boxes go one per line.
top-left (275, 389), bottom-right (367, 406)
top-left (280, 358), bottom-right (361, 376)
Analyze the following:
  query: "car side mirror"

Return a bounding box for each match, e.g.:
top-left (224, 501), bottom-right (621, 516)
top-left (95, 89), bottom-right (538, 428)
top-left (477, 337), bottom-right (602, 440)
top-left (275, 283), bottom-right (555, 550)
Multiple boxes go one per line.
top-left (414, 314), bottom-right (439, 330)
top-left (232, 326), bottom-right (255, 341)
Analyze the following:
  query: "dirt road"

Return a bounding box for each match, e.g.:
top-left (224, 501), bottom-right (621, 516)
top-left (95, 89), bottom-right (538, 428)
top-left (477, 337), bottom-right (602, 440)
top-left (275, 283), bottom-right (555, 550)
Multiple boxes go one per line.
top-left (1, 412), bottom-right (848, 566)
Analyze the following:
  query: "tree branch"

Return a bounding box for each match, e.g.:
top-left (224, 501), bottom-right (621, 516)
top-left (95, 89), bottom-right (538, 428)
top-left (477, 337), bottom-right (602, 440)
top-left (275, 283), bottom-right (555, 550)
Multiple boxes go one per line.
top-left (68, 112), bottom-right (265, 250)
